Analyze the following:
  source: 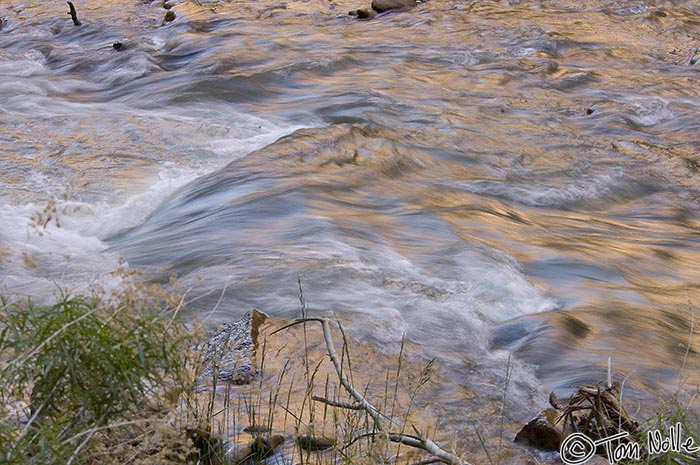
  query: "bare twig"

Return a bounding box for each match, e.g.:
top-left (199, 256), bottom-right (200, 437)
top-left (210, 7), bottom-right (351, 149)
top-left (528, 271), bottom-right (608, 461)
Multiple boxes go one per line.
top-left (311, 395), bottom-right (363, 410)
top-left (272, 317), bottom-right (467, 465)
top-left (61, 418), bottom-right (162, 445)
top-left (317, 318), bottom-right (384, 429)
top-left (388, 433), bottom-right (462, 465)
top-left (66, 429), bottom-right (96, 465)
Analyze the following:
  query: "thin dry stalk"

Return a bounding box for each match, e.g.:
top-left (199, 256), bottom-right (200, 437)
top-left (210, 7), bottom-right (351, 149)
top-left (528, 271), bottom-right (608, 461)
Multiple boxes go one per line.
top-left (271, 317), bottom-right (468, 465)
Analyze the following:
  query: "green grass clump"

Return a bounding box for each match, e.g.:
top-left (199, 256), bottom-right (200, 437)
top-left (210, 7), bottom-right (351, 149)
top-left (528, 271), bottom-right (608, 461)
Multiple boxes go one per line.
top-left (624, 395), bottom-right (700, 465)
top-left (0, 293), bottom-right (196, 465)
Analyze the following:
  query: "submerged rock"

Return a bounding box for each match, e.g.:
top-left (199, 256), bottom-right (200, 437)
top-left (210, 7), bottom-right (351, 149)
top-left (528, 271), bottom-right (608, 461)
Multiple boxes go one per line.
top-left (296, 434), bottom-right (335, 451)
top-left (690, 47), bottom-right (700, 65)
top-left (514, 407), bottom-right (562, 451)
top-left (350, 8), bottom-right (377, 19)
top-left (371, 0), bottom-right (417, 13)
top-left (249, 435), bottom-right (285, 459)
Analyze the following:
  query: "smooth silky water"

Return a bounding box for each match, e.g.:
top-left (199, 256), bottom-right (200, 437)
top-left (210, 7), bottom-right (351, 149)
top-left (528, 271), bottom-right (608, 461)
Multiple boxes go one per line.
top-left (1, 0), bottom-right (699, 460)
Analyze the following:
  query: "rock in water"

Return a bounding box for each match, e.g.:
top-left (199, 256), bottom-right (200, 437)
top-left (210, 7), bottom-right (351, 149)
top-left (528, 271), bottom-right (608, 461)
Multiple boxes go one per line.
top-left (514, 408), bottom-right (562, 451)
top-left (296, 434), bottom-right (335, 451)
top-left (248, 435), bottom-right (285, 459)
top-left (198, 309), bottom-right (268, 385)
top-left (371, 0), bottom-right (417, 13)
top-left (353, 8), bottom-right (377, 19)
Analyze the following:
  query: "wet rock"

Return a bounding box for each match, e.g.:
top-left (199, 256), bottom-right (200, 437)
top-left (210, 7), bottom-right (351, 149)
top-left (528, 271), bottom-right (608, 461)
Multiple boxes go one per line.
top-left (198, 309), bottom-right (268, 385)
top-left (371, 0), bottom-right (417, 13)
top-left (514, 407), bottom-right (562, 451)
top-left (164, 10), bottom-right (176, 22)
top-left (112, 41), bottom-right (124, 51)
top-left (296, 434), bottom-right (336, 451)
top-left (518, 383), bottom-right (641, 461)
top-left (187, 424), bottom-right (228, 465)
top-left (350, 8), bottom-right (377, 19)
top-left (250, 435), bottom-right (284, 457)
top-left (227, 433), bottom-right (284, 464)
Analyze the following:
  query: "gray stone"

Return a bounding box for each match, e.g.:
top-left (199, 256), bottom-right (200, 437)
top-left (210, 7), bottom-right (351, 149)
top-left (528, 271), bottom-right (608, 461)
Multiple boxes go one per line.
top-left (198, 309), bottom-right (267, 385)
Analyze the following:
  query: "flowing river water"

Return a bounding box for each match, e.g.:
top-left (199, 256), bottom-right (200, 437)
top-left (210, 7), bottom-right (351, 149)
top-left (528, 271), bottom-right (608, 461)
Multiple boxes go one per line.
top-left (1, 0), bottom-right (700, 460)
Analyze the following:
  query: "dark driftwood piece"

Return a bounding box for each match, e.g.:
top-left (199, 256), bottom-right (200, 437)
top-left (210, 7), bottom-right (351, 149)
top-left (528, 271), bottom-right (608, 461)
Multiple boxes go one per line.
top-left (67, 2), bottom-right (81, 26)
top-left (558, 383), bottom-right (640, 441)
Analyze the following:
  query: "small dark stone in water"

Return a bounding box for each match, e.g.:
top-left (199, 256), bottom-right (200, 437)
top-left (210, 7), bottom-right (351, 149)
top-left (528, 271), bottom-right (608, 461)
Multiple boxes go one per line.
top-left (164, 10), bottom-right (176, 22)
top-left (296, 434), bottom-right (335, 451)
top-left (186, 426), bottom-right (226, 464)
top-left (249, 435), bottom-right (284, 459)
top-left (243, 425), bottom-right (271, 434)
top-left (371, 0), bottom-right (417, 13)
top-left (355, 8), bottom-right (376, 19)
top-left (586, 107), bottom-right (594, 115)
top-left (163, 1), bottom-right (174, 9)
top-left (515, 408), bottom-right (562, 451)
top-left (112, 41), bottom-right (123, 51)
top-left (685, 157), bottom-right (700, 173)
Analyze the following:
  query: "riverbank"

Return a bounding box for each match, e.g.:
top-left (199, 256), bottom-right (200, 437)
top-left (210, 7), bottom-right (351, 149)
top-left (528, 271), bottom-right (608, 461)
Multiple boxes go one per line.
top-left (1, 290), bottom-right (698, 465)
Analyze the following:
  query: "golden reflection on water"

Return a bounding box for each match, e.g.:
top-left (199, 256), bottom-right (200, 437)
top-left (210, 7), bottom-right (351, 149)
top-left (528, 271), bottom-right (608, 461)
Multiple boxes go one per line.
top-left (2, 2), bottom-right (700, 459)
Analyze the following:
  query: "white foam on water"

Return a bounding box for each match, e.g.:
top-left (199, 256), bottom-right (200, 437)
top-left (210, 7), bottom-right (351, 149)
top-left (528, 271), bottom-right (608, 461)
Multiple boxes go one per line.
top-left (457, 166), bottom-right (633, 207)
top-left (0, 115), bottom-right (309, 303)
top-left (0, 202), bottom-right (123, 305)
top-left (0, 49), bottom-right (46, 78)
top-left (626, 96), bottom-right (674, 127)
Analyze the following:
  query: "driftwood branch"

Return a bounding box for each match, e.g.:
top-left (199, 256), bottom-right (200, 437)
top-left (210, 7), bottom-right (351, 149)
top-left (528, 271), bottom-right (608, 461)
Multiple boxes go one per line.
top-left (311, 395), bottom-right (363, 410)
top-left (272, 317), bottom-right (467, 465)
top-left (388, 433), bottom-right (465, 465)
top-left (66, 2), bottom-right (81, 26)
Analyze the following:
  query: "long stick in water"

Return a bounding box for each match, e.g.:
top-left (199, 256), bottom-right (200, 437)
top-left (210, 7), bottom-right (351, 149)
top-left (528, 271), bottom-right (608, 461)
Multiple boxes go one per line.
top-left (67, 2), bottom-right (81, 26)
